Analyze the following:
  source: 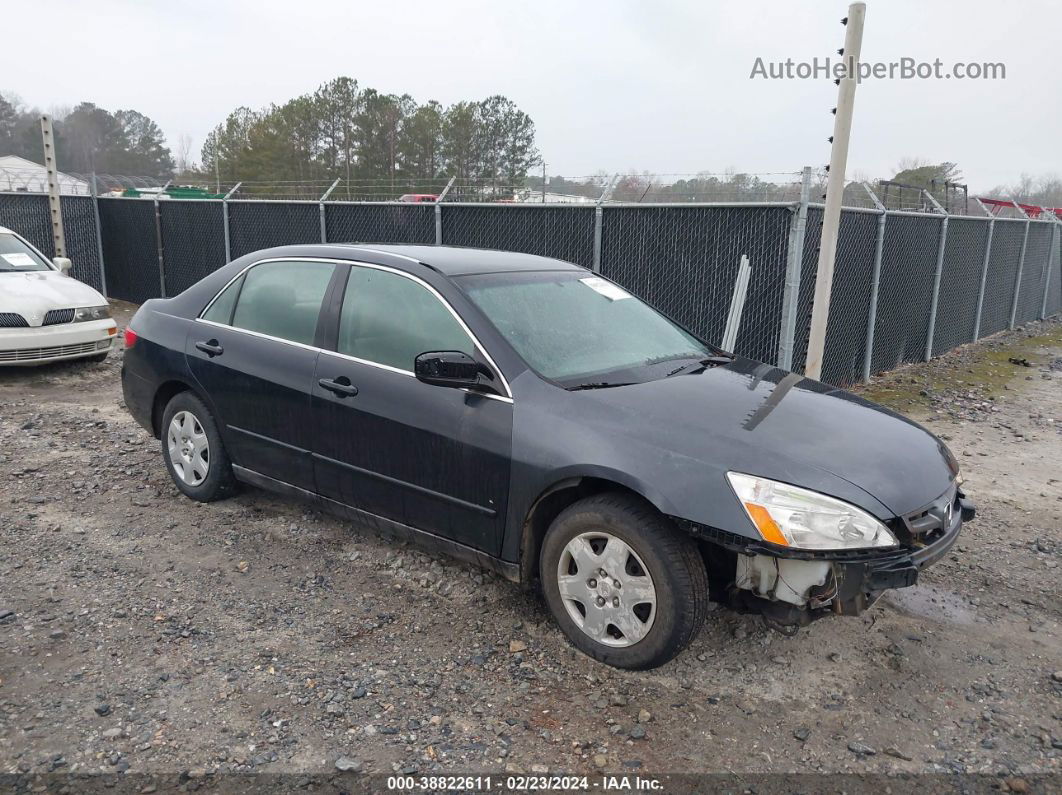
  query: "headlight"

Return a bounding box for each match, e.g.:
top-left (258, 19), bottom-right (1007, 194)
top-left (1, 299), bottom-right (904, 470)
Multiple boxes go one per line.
top-left (727, 472), bottom-right (898, 551)
top-left (73, 305), bottom-right (111, 322)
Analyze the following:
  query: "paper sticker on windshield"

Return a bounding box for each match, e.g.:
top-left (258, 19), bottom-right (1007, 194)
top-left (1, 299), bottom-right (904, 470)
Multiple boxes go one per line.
top-left (2, 253), bottom-right (37, 268)
top-left (580, 276), bottom-right (630, 301)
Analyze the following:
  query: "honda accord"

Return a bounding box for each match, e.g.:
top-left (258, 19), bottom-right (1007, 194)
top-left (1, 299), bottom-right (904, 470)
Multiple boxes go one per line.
top-left (121, 244), bottom-right (973, 669)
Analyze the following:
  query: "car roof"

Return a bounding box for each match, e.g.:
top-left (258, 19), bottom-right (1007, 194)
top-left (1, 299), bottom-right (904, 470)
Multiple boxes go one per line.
top-left (0, 226), bottom-right (13, 235)
top-left (336, 244), bottom-right (586, 277)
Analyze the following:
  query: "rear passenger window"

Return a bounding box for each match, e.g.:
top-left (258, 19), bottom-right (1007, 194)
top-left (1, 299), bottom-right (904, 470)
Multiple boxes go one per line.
top-left (230, 260), bottom-right (334, 345)
top-left (338, 266), bottom-right (474, 371)
top-left (201, 274), bottom-right (243, 324)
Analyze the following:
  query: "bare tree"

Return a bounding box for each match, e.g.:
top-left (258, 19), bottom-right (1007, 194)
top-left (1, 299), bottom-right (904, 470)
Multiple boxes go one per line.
top-left (175, 133), bottom-right (194, 175)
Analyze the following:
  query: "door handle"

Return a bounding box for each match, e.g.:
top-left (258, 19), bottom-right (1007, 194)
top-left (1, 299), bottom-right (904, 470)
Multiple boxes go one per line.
top-left (318, 377), bottom-right (359, 398)
top-left (195, 339), bottom-right (224, 357)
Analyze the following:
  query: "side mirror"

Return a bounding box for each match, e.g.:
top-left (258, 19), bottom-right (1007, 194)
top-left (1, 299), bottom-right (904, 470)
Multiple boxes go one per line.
top-left (53, 257), bottom-right (72, 275)
top-left (414, 351), bottom-right (495, 392)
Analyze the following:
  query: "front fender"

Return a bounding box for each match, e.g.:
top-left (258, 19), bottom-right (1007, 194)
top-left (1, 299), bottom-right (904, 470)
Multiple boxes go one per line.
top-left (501, 373), bottom-right (894, 564)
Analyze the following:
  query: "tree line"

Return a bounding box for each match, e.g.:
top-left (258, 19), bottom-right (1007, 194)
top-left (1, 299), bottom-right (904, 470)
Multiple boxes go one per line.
top-left (201, 77), bottom-right (540, 196)
top-left (4, 87), bottom-right (1061, 209)
top-left (0, 93), bottom-right (174, 177)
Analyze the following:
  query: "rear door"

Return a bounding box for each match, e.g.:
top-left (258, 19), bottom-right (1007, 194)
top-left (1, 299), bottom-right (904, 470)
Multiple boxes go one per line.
top-left (311, 262), bottom-right (513, 554)
top-left (188, 258), bottom-right (337, 490)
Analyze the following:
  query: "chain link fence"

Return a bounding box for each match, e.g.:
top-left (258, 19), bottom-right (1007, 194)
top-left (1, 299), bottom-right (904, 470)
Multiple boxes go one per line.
top-left (978, 220), bottom-right (1025, 338)
top-left (95, 198), bottom-right (159, 304)
top-left (227, 201), bottom-right (320, 260)
top-left (0, 193), bottom-right (103, 291)
top-left (1047, 225), bottom-right (1062, 318)
top-left (790, 207), bottom-right (881, 384)
top-left (325, 203), bottom-right (436, 245)
top-left (159, 200), bottom-right (226, 296)
top-left (600, 205), bottom-right (793, 364)
top-left (1, 177), bottom-right (1060, 386)
top-left (444, 205), bottom-right (597, 268)
top-left (870, 213), bottom-right (944, 374)
top-left (0, 192), bottom-right (51, 259)
top-left (1017, 222), bottom-right (1053, 326)
top-left (931, 217), bottom-right (991, 357)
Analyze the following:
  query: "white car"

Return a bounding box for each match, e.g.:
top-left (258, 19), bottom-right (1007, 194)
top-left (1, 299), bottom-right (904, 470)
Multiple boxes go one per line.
top-left (0, 226), bottom-right (117, 365)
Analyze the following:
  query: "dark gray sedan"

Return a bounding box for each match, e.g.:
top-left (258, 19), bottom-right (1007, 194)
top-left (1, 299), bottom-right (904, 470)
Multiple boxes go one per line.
top-left (122, 244), bottom-right (973, 669)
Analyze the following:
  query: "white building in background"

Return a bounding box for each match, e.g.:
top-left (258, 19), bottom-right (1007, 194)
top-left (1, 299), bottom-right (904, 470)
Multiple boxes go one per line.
top-left (0, 155), bottom-right (91, 195)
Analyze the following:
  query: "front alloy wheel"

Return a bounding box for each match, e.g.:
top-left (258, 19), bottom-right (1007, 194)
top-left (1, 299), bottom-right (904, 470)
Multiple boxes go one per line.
top-left (557, 532), bottom-right (657, 647)
top-left (541, 492), bottom-right (709, 669)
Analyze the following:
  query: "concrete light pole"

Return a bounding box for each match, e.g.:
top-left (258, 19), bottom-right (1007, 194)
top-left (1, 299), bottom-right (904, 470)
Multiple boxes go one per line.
top-left (804, 2), bottom-right (866, 380)
top-left (40, 115), bottom-right (67, 258)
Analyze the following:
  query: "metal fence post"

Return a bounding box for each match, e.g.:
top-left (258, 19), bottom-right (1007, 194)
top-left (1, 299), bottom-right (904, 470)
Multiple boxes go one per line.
top-left (972, 218), bottom-right (994, 340)
top-left (153, 194), bottom-right (166, 298)
top-left (89, 172), bottom-right (107, 297)
top-left (435, 177), bottom-right (456, 245)
top-left (1009, 206), bottom-right (1030, 329)
top-left (591, 175), bottom-right (618, 274)
top-left (319, 178), bottom-right (341, 243)
top-left (777, 166), bottom-right (812, 371)
top-left (862, 183), bottom-right (887, 381)
top-left (222, 182), bottom-right (241, 263)
top-left (592, 206), bottom-right (604, 273)
top-left (924, 206), bottom-right (949, 360)
top-left (1043, 215), bottom-right (1060, 320)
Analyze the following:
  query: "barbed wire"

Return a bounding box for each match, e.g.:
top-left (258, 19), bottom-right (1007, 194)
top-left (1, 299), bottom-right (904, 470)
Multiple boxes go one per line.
top-left (1, 165), bottom-right (1057, 216)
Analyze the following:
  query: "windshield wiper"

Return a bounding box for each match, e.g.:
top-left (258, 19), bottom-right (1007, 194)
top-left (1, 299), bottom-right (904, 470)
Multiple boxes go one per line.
top-left (567, 381), bottom-right (636, 391)
top-left (665, 355), bottom-right (734, 378)
top-left (643, 351), bottom-right (705, 366)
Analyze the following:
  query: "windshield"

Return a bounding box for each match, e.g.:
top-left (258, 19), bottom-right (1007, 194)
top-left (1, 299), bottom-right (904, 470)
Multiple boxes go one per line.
top-left (0, 234), bottom-right (51, 273)
top-left (459, 270), bottom-right (713, 385)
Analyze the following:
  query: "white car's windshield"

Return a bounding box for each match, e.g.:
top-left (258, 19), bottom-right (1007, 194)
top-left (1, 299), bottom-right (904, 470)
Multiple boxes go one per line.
top-left (460, 270), bottom-right (714, 386)
top-left (0, 235), bottom-right (51, 273)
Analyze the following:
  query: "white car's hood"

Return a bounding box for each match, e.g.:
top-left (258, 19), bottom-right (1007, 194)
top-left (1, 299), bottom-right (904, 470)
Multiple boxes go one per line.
top-left (0, 271), bottom-right (106, 326)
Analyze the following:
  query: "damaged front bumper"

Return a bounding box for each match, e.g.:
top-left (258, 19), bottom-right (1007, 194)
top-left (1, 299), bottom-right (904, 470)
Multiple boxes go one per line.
top-left (679, 489), bottom-right (975, 631)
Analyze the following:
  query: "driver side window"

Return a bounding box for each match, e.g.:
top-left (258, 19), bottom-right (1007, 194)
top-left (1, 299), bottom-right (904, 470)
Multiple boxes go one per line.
top-left (338, 266), bottom-right (474, 371)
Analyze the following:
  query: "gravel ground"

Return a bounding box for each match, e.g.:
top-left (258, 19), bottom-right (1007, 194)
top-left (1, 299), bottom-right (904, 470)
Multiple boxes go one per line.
top-left (0, 301), bottom-right (1059, 788)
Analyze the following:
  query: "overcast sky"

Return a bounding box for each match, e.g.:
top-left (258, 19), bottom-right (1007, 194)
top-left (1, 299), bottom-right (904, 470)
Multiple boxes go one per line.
top-left (7, 0), bottom-right (1059, 190)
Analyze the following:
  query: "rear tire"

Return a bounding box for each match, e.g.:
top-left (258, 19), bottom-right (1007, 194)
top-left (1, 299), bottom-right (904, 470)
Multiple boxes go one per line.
top-left (160, 392), bottom-right (238, 502)
top-left (540, 492), bottom-right (708, 669)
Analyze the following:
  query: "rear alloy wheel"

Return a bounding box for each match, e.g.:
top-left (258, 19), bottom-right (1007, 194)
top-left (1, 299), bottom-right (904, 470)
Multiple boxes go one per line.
top-left (167, 410), bottom-right (210, 487)
top-left (541, 492), bottom-right (709, 669)
top-left (160, 392), bottom-right (237, 502)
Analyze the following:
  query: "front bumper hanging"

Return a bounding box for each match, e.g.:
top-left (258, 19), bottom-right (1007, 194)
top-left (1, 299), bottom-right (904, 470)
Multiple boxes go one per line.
top-left (680, 490), bottom-right (975, 628)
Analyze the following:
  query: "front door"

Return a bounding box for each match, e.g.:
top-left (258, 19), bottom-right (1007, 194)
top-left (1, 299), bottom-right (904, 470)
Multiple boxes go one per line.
top-left (188, 258), bottom-right (336, 489)
top-left (312, 263), bottom-right (513, 553)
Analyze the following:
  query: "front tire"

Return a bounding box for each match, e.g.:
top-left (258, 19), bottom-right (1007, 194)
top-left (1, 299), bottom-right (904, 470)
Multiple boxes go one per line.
top-left (160, 392), bottom-right (237, 502)
top-left (540, 493), bottom-right (708, 669)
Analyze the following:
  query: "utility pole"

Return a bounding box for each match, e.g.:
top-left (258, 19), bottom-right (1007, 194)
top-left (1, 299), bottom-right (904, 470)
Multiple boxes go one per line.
top-left (40, 115), bottom-right (67, 258)
top-left (541, 161), bottom-right (546, 204)
top-left (804, 2), bottom-right (866, 380)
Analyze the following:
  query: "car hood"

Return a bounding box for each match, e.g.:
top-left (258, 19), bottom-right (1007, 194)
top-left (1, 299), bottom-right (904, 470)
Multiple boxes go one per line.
top-left (0, 271), bottom-right (105, 324)
top-left (573, 357), bottom-right (957, 517)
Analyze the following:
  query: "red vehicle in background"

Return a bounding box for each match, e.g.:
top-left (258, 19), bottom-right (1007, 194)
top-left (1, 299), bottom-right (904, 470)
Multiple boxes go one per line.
top-left (398, 194), bottom-right (439, 203)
